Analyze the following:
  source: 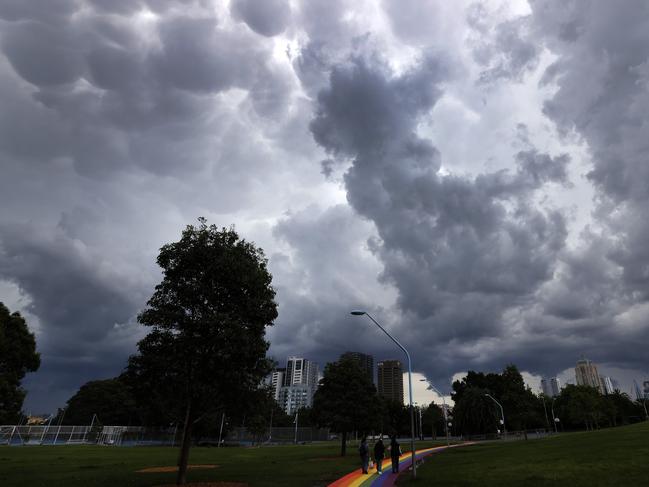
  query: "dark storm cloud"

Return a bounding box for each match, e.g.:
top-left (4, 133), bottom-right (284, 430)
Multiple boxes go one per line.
top-left (0, 221), bottom-right (146, 409)
top-left (269, 204), bottom-right (398, 367)
top-left (469, 0), bottom-right (649, 378)
top-left (231, 0), bottom-right (291, 38)
top-left (0, 223), bottom-right (138, 340)
top-left (0, 0), bottom-right (305, 411)
top-left (0, 3), bottom-right (275, 178)
top-left (309, 54), bottom-right (570, 383)
top-left (527, 1), bottom-right (649, 312)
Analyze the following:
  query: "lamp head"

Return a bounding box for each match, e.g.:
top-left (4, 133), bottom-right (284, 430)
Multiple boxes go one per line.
top-left (350, 310), bottom-right (366, 316)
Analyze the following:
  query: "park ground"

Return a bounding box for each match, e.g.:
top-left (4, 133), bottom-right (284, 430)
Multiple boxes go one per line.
top-left (0, 423), bottom-right (647, 486)
top-left (400, 422), bottom-right (649, 486)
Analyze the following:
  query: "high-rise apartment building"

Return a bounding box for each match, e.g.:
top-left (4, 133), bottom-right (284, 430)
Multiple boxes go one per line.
top-left (575, 358), bottom-right (603, 393)
top-left (600, 376), bottom-right (616, 395)
top-left (278, 356), bottom-right (319, 415)
top-left (278, 384), bottom-right (315, 415)
top-left (541, 377), bottom-right (561, 397)
top-left (340, 351), bottom-right (374, 383)
top-left (263, 368), bottom-right (286, 401)
top-left (377, 360), bottom-right (404, 404)
top-left (284, 356), bottom-right (319, 387)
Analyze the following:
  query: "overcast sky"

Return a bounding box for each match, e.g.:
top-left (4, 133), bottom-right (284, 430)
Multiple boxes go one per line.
top-left (1, 0), bottom-right (648, 414)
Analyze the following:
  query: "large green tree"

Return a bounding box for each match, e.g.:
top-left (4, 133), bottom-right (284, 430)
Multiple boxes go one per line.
top-left (59, 376), bottom-right (138, 426)
top-left (312, 357), bottom-right (379, 456)
top-left (421, 402), bottom-right (445, 438)
top-left (452, 364), bottom-right (544, 435)
top-left (0, 303), bottom-right (40, 423)
top-left (126, 219), bottom-right (277, 485)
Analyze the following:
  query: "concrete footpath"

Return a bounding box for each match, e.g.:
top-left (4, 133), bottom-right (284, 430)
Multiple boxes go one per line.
top-left (327, 443), bottom-right (474, 487)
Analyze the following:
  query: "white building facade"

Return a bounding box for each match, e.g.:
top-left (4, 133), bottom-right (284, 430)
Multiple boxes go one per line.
top-left (277, 356), bottom-right (319, 415)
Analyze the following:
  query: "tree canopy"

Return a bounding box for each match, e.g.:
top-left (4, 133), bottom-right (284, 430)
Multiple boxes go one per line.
top-left (452, 365), bottom-right (544, 435)
top-left (312, 357), bottom-right (379, 456)
top-left (126, 219), bottom-right (277, 485)
top-left (0, 303), bottom-right (40, 424)
top-left (59, 376), bottom-right (138, 426)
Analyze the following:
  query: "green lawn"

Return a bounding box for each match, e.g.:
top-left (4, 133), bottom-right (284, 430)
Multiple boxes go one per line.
top-left (401, 422), bottom-right (649, 486)
top-left (0, 439), bottom-right (442, 487)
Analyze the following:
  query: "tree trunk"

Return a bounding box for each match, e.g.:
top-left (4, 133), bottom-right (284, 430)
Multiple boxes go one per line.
top-left (340, 431), bottom-right (347, 457)
top-left (176, 401), bottom-right (193, 485)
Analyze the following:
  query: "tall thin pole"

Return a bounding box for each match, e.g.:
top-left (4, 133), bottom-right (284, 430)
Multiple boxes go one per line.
top-left (420, 379), bottom-right (450, 447)
top-left (40, 415), bottom-right (53, 444)
top-left (355, 312), bottom-right (417, 479)
top-left (542, 396), bottom-right (551, 431)
top-left (551, 399), bottom-right (558, 433)
top-left (418, 407), bottom-right (423, 440)
top-left (268, 408), bottom-right (274, 443)
top-left (294, 411), bottom-right (299, 444)
top-left (485, 394), bottom-right (506, 438)
top-left (53, 408), bottom-right (67, 445)
top-left (217, 413), bottom-right (225, 447)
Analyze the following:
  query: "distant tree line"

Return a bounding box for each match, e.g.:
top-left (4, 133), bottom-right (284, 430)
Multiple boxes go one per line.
top-left (451, 365), bottom-right (646, 436)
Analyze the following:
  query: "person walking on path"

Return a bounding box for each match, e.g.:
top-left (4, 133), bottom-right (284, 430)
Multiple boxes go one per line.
top-left (390, 435), bottom-right (401, 473)
top-left (373, 436), bottom-right (385, 474)
top-left (359, 436), bottom-right (370, 474)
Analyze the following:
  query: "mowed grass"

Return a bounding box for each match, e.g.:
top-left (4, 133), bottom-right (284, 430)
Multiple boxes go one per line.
top-left (0, 439), bottom-right (443, 487)
top-left (402, 422), bottom-right (649, 487)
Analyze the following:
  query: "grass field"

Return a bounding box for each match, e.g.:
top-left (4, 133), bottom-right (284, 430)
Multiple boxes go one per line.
top-left (2, 424), bottom-right (647, 486)
top-left (0, 438), bottom-right (442, 487)
top-left (401, 422), bottom-right (649, 486)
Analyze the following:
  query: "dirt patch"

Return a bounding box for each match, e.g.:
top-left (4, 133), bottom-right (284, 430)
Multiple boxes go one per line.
top-left (137, 464), bottom-right (218, 473)
top-left (153, 483), bottom-right (247, 487)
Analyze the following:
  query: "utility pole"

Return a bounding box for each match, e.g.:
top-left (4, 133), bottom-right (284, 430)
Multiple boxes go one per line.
top-left (217, 413), bottom-right (225, 447)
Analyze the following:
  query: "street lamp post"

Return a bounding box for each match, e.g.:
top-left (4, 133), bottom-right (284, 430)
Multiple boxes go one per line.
top-left (551, 399), bottom-right (559, 433)
top-left (351, 311), bottom-right (417, 479)
top-left (484, 394), bottom-right (506, 438)
top-left (420, 378), bottom-right (450, 447)
top-left (414, 403), bottom-right (423, 440)
top-left (418, 407), bottom-right (423, 441)
top-left (217, 413), bottom-right (226, 447)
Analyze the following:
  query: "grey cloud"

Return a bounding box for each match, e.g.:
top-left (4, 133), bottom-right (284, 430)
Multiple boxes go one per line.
top-left (310, 53), bottom-right (569, 381)
top-left (1, 21), bottom-right (84, 86)
top-left (0, 222), bottom-right (146, 409)
top-left (0, 223), bottom-right (140, 341)
top-left (86, 0), bottom-right (141, 15)
top-left (0, 6), bottom-right (284, 179)
top-left (472, 16), bottom-right (540, 83)
top-left (268, 204), bottom-right (398, 368)
top-left (154, 16), bottom-right (266, 93)
top-left (231, 0), bottom-right (291, 37)
top-left (0, 0), bottom-right (314, 413)
top-left (0, 0), bottom-right (77, 23)
top-left (528, 1), bottom-right (649, 303)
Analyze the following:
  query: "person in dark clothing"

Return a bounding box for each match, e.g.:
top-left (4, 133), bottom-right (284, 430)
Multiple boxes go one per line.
top-left (359, 436), bottom-right (370, 474)
top-left (390, 435), bottom-right (401, 473)
top-left (373, 437), bottom-right (386, 474)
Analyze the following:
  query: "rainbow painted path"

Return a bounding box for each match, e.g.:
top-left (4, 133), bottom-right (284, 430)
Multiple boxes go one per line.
top-left (328, 443), bottom-right (474, 487)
